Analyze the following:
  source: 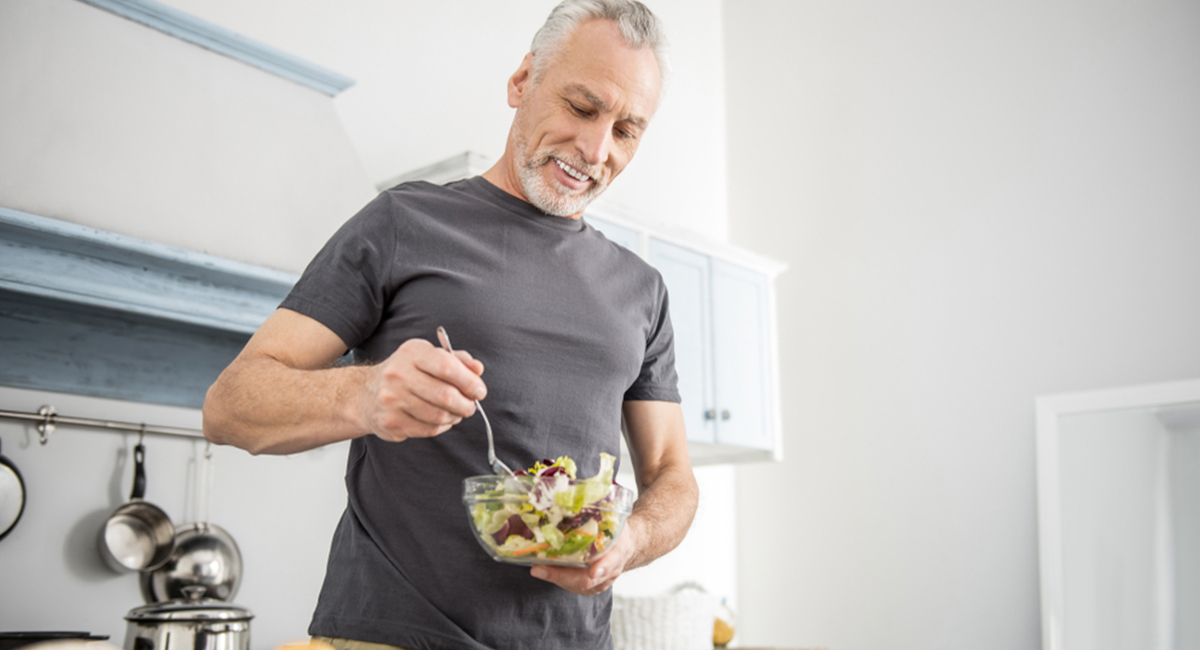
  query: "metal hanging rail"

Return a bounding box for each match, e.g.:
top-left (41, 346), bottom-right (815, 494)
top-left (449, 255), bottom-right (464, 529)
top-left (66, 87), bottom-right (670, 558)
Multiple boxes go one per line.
top-left (0, 405), bottom-right (203, 444)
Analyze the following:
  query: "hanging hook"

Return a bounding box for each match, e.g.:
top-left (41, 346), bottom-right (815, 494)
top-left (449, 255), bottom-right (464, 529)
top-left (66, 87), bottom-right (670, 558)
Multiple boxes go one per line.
top-left (204, 439), bottom-right (213, 460)
top-left (138, 424), bottom-right (146, 446)
top-left (36, 405), bottom-right (56, 445)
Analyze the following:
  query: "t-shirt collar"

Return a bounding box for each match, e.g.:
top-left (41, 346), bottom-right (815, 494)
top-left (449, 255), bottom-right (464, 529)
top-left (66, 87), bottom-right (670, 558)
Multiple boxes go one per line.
top-left (465, 176), bottom-right (587, 232)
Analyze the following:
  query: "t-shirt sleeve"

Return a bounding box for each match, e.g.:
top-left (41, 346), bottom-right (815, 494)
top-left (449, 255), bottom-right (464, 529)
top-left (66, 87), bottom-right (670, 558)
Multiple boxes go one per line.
top-left (278, 193), bottom-right (397, 351)
top-left (623, 278), bottom-right (682, 403)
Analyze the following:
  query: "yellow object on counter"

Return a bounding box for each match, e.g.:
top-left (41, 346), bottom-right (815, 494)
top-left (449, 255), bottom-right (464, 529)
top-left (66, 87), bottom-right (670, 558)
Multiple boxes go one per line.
top-left (713, 617), bottom-right (736, 646)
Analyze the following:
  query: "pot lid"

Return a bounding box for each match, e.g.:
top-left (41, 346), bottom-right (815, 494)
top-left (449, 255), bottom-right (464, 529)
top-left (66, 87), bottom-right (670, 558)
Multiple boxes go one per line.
top-left (126, 586), bottom-right (253, 622)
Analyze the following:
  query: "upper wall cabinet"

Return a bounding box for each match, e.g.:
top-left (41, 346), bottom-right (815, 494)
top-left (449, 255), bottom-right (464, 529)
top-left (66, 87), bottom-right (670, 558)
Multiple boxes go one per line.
top-left (600, 219), bottom-right (784, 465)
top-left (645, 240), bottom-right (713, 447)
top-left (648, 239), bottom-right (776, 453)
top-left (385, 152), bottom-right (787, 465)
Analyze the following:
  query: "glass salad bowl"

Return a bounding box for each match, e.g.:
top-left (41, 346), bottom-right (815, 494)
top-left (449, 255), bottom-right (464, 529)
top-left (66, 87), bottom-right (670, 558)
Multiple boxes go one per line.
top-left (462, 454), bottom-right (634, 567)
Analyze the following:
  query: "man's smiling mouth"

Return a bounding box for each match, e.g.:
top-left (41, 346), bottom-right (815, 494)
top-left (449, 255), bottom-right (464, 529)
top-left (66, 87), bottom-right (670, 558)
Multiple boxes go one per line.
top-left (555, 158), bottom-right (591, 183)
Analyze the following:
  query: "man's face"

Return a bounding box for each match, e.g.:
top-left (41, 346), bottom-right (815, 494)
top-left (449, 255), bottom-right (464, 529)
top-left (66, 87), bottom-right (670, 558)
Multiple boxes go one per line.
top-left (507, 19), bottom-right (661, 218)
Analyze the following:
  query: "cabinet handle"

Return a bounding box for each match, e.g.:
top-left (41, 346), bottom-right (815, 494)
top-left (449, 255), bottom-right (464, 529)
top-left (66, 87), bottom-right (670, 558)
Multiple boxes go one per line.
top-left (704, 409), bottom-right (717, 421)
top-left (720, 410), bottom-right (731, 421)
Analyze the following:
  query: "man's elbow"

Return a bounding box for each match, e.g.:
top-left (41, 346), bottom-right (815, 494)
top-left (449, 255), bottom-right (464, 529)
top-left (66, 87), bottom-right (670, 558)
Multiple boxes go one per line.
top-left (201, 417), bottom-right (270, 456)
top-left (201, 380), bottom-right (250, 451)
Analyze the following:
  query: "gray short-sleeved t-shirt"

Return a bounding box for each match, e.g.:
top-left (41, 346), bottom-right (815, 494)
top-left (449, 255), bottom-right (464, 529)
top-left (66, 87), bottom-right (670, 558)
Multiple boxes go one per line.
top-left (283, 177), bottom-right (679, 650)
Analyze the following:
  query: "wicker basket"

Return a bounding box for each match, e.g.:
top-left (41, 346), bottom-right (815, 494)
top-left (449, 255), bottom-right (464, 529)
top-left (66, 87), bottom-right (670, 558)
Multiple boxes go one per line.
top-left (610, 583), bottom-right (717, 650)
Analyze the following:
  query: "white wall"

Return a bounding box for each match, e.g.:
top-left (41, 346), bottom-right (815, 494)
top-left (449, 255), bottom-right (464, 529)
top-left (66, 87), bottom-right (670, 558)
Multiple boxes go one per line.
top-left (152, 0), bottom-right (730, 241)
top-left (724, 0), bottom-right (1200, 648)
top-left (0, 0), bottom-right (376, 274)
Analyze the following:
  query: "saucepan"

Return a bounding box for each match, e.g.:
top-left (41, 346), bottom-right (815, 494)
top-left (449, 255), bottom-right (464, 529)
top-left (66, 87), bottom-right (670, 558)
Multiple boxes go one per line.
top-left (99, 443), bottom-right (176, 572)
top-left (141, 444), bottom-right (242, 602)
top-left (125, 585), bottom-right (252, 650)
top-left (0, 437), bottom-right (26, 542)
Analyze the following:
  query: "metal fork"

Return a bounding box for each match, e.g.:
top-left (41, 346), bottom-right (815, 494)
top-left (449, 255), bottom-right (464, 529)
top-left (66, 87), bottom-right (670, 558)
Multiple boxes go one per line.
top-left (436, 326), bottom-right (518, 480)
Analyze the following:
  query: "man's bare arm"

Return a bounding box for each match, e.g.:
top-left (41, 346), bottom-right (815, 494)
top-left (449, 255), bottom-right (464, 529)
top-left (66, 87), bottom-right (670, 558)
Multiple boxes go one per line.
top-left (617, 400), bottom-right (699, 570)
top-left (202, 308), bottom-right (486, 455)
top-left (531, 400), bottom-right (698, 594)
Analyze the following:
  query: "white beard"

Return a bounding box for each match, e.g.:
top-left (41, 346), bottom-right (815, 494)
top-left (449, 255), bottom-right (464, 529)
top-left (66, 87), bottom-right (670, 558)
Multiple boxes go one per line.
top-left (512, 121), bottom-right (608, 217)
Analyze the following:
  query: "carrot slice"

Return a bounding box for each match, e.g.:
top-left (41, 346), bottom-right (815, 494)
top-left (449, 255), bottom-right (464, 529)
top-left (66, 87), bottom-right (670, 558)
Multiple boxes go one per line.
top-left (511, 542), bottom-right (550, 557)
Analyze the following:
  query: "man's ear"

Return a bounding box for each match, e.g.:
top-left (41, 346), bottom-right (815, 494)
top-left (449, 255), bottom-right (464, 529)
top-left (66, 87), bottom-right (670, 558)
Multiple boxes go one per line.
top-left (507, 53), bottom-right (535, 108)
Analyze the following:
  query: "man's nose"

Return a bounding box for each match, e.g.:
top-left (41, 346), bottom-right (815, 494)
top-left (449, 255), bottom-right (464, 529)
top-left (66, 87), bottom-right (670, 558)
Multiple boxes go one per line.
top-left (575, 121), bottom-right (613, 167)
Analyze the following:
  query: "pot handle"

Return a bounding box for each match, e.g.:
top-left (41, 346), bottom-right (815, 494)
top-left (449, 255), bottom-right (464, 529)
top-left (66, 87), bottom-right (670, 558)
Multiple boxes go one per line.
top-left (183, 585), bottom-right (208, 601)
top-left (131, 443), bottom-right (147, 500)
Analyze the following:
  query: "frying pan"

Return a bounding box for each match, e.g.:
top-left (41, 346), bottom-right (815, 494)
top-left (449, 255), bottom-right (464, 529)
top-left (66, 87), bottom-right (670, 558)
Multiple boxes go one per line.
top-left (0, 437), bottom-right (26, 541)
top-left (99, 443), bottom-right (175, 572)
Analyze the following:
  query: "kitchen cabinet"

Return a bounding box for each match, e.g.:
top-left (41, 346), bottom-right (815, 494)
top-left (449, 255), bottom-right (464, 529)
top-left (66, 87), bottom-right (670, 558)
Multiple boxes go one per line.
top-left (647, 239), bottom-right (778, 460)
top-left (643, 240), bottom-right (712, 445)
top-left (384, 152), bottom-right (786, 465)
top-left (581, 214), bottom-right (784, 465)
top-left (708, 258), bottom-right (775, 451)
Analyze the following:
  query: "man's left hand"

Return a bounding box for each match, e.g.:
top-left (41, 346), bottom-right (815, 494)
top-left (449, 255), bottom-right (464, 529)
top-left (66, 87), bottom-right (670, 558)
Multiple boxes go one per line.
top-left (528, 518), bottom-right (641, 595)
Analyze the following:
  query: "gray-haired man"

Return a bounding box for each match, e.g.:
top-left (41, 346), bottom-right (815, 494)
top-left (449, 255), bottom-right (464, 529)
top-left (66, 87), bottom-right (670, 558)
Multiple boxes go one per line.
top-left (203, 2), bottom-right (697, 648)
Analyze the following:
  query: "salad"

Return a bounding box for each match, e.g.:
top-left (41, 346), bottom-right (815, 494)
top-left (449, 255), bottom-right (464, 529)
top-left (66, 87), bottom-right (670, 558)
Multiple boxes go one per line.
top-left (464, 453), bottom-right (631, 565)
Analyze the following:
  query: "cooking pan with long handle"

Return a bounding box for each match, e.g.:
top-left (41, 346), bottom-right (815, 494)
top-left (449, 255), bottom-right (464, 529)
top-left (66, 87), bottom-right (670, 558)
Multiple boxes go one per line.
top-left (99, 442), bottom-right (175, 572)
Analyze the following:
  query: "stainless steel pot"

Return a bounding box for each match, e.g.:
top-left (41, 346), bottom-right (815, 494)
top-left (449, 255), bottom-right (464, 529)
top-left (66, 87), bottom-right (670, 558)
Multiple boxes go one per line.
top-left (99, 443), bottom-right (175, 572)
top-left (124, 586), bottom-right (252, 650)
top-left (140, 447), bottom-right (242, 603)
top-left (139, 521), bottom-right (242, 603)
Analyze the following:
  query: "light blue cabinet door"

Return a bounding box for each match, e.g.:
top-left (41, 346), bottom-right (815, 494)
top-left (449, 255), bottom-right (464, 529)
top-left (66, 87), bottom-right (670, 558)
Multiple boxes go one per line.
top-left (648, 239), bottom-right (714, 444)
top-left (588, 216), bottom-right (641, 253)
top-left (710, 259), bottom-right (774, 450)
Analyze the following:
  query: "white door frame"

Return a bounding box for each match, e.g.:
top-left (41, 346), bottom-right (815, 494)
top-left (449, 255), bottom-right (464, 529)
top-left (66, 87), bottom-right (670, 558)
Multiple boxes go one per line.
top-left (1035, 377), bottom-right (1200, 650)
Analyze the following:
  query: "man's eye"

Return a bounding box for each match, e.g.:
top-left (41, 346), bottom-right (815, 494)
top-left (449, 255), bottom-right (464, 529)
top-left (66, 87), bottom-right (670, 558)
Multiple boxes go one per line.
top-left (615, 127), bottom-right (638, 141)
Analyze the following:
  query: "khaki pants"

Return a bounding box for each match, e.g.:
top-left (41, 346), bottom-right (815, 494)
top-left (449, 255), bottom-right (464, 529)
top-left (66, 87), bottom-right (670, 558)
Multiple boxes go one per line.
top-left (312, 636), bottom-right (416, 650)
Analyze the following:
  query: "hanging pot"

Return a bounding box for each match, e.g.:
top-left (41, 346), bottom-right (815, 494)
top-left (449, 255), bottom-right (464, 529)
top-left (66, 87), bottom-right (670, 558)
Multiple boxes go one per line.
top-left (140, 521), bottom-right (242, 603)
top-left (140, 446), bottom-right (242, 603)
top-left (99, 443), bottom-right (176, 572)
top-left (124, 585), bottom-right (252, 650)
top-left (0, 438), bottom-right (26, 542)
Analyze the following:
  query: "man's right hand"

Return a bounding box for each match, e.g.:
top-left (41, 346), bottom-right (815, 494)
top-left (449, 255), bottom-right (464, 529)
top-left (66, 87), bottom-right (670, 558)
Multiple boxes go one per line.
top-left (361, 338), bottom-right (486, 442)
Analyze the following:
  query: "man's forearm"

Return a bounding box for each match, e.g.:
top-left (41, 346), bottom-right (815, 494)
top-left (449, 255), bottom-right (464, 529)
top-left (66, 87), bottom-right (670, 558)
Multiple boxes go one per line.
top-left (203, 356), bottom-right (370, 455)
top-left (619, 400), bottom-right (699, 572)
top-left (623, 461), bottom-right (699, 571)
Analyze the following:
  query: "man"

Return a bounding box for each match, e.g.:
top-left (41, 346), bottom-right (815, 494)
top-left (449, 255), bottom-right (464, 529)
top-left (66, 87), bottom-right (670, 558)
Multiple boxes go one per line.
top-left (202, 1), bottom-right (698, 648)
